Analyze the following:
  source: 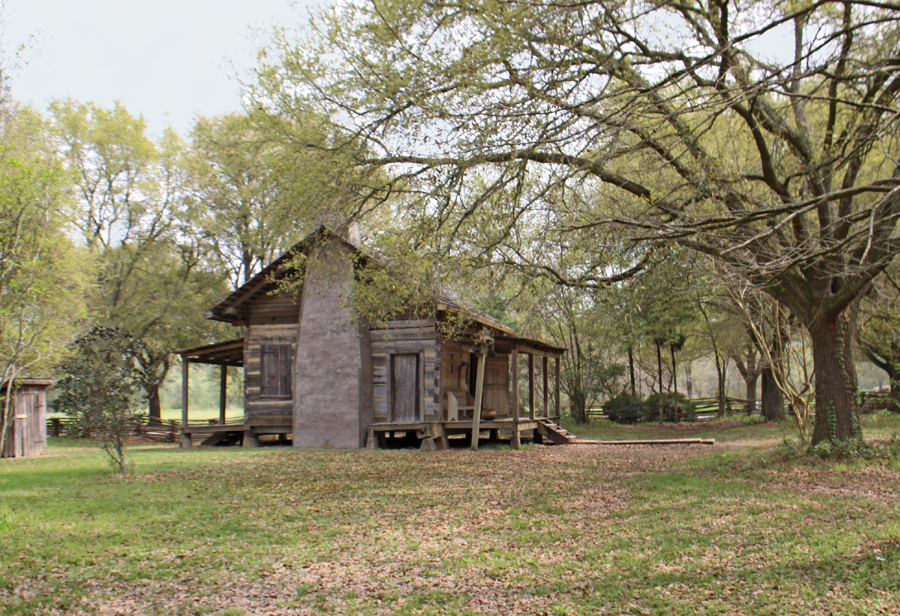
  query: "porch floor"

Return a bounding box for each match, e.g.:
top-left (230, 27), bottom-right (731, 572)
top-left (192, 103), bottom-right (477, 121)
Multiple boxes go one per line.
top-left (368, 416), bottom-right (565, 450)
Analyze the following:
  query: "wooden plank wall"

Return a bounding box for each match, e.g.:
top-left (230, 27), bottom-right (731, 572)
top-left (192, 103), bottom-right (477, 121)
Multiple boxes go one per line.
top-left (439, 342), bottom-right (510, 418)
top-left (245, 293), bottom-right (300, 419)
top-left (1, 384), bottom-right (48, 458)
top-left (371, 319), bottom-right (440, 423)
top-left (440, 340), bottom-right (472, 418)
top-left (484, 356), bottom-right (509, 417)
top-left (248, 292), bottom-right (301, 325)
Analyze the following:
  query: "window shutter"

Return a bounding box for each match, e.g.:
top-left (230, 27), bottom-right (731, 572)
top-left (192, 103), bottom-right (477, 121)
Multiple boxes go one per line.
top-left (278, 345), bottom-right (292, 397)
top-left (261, 345), bottom-right (279, 396)
top-left (261, 344), bottom-right (293, 397)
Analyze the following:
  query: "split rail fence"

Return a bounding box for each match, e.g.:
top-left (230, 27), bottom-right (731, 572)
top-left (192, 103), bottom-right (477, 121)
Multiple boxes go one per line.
top-left (576, 390), bottom-right (895, 423)
top-left (47, 416), bottom-right (243, 443)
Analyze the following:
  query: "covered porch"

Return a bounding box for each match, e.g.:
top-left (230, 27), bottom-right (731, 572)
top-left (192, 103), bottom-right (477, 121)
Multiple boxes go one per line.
top-left (370, 334), bottom-right (570, 450)
top-left (176, 338), bottom-right (248, 447)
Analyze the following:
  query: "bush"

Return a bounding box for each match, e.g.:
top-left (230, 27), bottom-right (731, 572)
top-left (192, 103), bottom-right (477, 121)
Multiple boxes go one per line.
top-left (603, 393), bottom-right (648, 424)
top-left (53, 327), bottom-right (144, 474)
top-left (645, 392), bottom-right (696, 423)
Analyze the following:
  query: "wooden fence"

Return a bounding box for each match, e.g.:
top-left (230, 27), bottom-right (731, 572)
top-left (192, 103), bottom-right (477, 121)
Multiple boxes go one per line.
top-left (572, 391), bottom-right (895, 423)
top-left (47, 416), bottom-right (243, 443)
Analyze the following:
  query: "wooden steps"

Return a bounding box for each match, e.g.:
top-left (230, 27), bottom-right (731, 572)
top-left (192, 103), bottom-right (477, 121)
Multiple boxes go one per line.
top-left (536, 419), bottom-right (576, 445)
top-left (200, 431), bottom-right (244, 447)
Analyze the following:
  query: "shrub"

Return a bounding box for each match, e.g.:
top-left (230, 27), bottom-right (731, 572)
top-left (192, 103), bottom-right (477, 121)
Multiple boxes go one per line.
top-left (53, 327), bottom-right (144, 474)
top-left (603, 393), bottom-right (648, 424)
top-left (645, 392), bottom-right (696, 423)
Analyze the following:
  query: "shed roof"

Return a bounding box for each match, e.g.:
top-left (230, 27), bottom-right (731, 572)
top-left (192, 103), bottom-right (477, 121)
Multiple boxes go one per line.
top-left (0, 378), bottom-right (54, 392)
top-left (177, 338), bottom-right (245, 366)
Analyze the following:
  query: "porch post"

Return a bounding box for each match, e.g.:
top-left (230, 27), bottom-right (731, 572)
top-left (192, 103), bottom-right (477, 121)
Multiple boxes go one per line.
top-left (180, 359), bottom-right (192, 448)
top-left (471, 351), bottom-right (486, 451)
top-left (542, 356), bottom-right (549, 418)
top-left (555, 356), bottom-right (561, 422)
top-left (511, 349), bottom-right (520, 449)
top-left (219, 364), bottom-right (228, 424)
top-left (528, 353), bottom-right (535, 420)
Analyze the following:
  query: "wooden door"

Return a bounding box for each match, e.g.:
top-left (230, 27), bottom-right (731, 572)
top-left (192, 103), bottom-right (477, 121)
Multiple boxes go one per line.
top-left (484, 356), bottom-right (510, 416)
top-left (390, 353), bottom-right (421, 423)
top-left (14, 396), bottom-right (27, 458)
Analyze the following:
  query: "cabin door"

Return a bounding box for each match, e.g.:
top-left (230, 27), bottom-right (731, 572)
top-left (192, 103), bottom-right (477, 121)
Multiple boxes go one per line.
top-left (390, 353), bottom-right (422, 423)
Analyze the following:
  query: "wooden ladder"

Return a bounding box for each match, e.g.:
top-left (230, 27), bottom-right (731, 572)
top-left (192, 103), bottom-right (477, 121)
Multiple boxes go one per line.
top-left (536, 419), bottom-right (577, 445)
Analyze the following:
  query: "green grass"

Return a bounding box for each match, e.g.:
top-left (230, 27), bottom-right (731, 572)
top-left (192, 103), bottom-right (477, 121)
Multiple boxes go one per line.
top-left (3, 416), bottom-right (900, 614)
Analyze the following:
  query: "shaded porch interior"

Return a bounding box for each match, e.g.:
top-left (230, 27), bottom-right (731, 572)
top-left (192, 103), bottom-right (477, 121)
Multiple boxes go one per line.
top-left (176, 338), bottom-right (258, 447)
top-left (371, 329), bottom-right (570, 451)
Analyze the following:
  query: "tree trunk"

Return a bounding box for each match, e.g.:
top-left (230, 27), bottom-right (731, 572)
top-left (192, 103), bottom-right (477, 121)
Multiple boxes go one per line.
top-left (628, 346), bottom-right (636, 396)
top-left (147, 382), bottom-right (162, 425)
top-left (655, 342), bottom-right (663, 394)
top-left (712, 351), bottom-right (725, 418)
top-left (717, 368), bottom-right (727, 419)
top-left (809, 312), bottom-right (861, 444)
top-left (569, 389), bottom-right (587, 424)
top-left (744, 371), bottom-right (759, 415)
top-left (670, 345), bottom-right (678, 395)
top-left (761, 368), bottom-right (785, 421)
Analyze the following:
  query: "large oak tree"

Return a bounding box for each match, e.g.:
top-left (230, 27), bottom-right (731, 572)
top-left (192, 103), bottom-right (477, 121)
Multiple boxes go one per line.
top-left (263, 0), bottom-right (900, 444)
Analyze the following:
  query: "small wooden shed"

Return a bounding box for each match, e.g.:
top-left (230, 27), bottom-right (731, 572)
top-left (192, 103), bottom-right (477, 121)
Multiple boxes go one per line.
top-left (1, 378), bottom-right (52, 459)
top-left (177, 226), bottom-right (567, 450)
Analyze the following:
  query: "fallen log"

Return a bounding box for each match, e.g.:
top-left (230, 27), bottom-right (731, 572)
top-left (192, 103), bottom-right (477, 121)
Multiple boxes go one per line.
top-left (572, 438), bottom-right (715, 446)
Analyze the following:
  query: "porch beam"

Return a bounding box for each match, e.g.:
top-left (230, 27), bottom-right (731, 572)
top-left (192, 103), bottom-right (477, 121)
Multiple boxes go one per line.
top-left (219, 364), bottom-right (228, 424)
top-left (528, 354), bottom-right (535, 420)
top-left (543, 356), bottom-right (549, 418)
top-left (181, 359), bottom-right (191, 448)
top-left (511, 349), bottom-right (520, 449)
top-left (555, 357), bottom-right (561, 421)
top-left (471, 351), bottom-right (486, 451)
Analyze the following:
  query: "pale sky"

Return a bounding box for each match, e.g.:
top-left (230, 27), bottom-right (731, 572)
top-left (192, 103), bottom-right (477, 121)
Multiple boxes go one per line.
top-left (2, 0), bottom-right (322, 137)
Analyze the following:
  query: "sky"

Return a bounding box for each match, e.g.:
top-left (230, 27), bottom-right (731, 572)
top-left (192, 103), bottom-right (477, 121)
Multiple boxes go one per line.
top-left (2, 0), bottom-right (322, 137)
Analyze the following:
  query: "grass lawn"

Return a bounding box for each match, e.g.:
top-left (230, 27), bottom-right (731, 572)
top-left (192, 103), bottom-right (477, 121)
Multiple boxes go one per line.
top-left (2, 416), bottom-right (900, 615)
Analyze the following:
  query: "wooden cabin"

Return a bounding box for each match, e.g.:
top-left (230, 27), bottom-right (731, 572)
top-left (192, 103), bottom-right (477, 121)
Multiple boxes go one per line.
top-left (178, 226), bottom-right (568, 450)
top-left (1, 378), bottom-right (52, 459)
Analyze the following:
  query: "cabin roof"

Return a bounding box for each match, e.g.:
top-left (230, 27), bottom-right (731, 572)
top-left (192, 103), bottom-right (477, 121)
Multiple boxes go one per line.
top-left (205, 225), bottom-right (514, 334)
top-left (202, 224), bottom-right (562, 352)
top-left (206, 225), bottom-right (363, 324)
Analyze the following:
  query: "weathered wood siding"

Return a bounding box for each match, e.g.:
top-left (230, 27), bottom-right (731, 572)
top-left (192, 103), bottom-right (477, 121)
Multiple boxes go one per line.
top-left (248, 292), bottom-right (301, 325)
top-left (484, 355), bottom-right (510, 417)
top-left (371, 319), bottom-right (440, 423)
top-left (1, 381), bottom-right (49, 459)
top-left (439, 340), bottom-right (472, 418)
top-left (438, 343), bottom-right (509, 418)
top-left (244, 321), bottom-right (298, 419)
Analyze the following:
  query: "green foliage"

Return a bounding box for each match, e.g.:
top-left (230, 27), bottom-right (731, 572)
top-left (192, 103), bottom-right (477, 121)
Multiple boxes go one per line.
top-left (603, 392), bottom-right (696, 424)
top-left (52, 327), bottom-right (144, 474)
top-left (262, 0), bottom-right (900, 446)
top-left (645, 392), bottom-right (696, 424)
top-left (0, 103), bottom-right (91, 453)
top-left (776, 432), bottom-right (900, 462)
top-left (603, 392), bottom-right (648, 424)
top-left (48, 100), bottom-right (231, 421)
